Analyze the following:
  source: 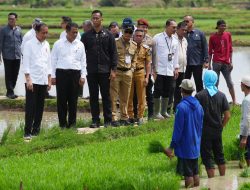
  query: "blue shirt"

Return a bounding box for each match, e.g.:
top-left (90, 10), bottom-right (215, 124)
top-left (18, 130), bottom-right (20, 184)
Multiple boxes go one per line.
top-left (0, 25), bottom-right (22, 60)
top-left (186, 29), bottom-right (208, 66)
top-left (170, 96), bottom-right (204, 159)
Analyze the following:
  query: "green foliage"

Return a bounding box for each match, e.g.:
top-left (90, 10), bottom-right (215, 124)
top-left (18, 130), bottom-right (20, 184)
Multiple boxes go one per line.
top-left (240, 168), bottom-right (250, 178)
top-left (99, 0), bottom-right (128, 7)
top-left (0, 125), bottom-right (11, 145)
top-left (240, 183), bottom-right (250, 190)
top-left (148, 140), bottom-right (165, 153)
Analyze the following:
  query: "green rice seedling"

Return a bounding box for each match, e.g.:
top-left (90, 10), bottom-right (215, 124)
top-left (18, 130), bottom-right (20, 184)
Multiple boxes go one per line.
top-left (240, 167), bottom-right (250, 178)
top-left (148, 140), bottom-right (165, 154)
top-left (240, 182), bottom-right (250, 190)
top-left (233, 138), bottom-right (247, 168)
top-left (0, 125), bottom-right (11, 145)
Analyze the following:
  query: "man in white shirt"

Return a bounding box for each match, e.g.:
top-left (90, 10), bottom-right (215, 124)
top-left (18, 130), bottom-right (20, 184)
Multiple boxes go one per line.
top-left (21, 18), bottom-right (42, 53)
top-left (51, 22), bottom-right (87, 128)
top-left (173, 21), bottom-right (188, 112)
top-left (239, 76), bottom-right (250, 167)
top-left (59, 16), bottom-right (81, 40)
top-left (152, 19), bottom-right (179, 119)
top-left (22, 23), bottom-right (51, 140)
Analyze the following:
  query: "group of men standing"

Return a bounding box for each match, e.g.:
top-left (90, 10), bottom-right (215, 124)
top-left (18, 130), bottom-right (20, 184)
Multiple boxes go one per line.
top-left (0, 9), bottom-right (250, 189)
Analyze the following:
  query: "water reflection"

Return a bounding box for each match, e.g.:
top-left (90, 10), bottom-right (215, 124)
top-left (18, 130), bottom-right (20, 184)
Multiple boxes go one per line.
top-left (0, 111), bottom-right (91, 137)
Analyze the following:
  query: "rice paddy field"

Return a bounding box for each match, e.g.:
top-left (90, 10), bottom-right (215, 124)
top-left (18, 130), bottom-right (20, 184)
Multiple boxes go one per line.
top-left (0, 6), bottom-right (250, 46)
top-left (0, 106), bottom-right (249, 189)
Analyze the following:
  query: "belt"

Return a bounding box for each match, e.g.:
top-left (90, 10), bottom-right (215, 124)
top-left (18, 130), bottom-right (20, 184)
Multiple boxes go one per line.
top-left (117, 67), bottom-right (131, 72)
top-left (56, 69), bottom-right (80, 73)
top-left (135, 67), bottom-right (144, 71)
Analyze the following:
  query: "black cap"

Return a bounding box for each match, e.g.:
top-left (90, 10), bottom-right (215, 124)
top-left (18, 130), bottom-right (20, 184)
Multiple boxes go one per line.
top-left (216, 19), bottom-right (226, 29)
top-left (109, 21), bottom-right (119, 28)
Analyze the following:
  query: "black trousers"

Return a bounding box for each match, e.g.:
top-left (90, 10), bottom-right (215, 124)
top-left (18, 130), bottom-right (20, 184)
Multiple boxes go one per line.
top-left (153, 75), bottom-right (174, 98)
top-left (87, 73), bottom-right (112, 124)
top-left (25, 84), bottom-right (47, 135)
top-left (185, 65), bottom-right (203, 92)
top-left (3, 59), bottom-right (20, 96)
top-left (173, 72), bottom-right (185, 112)
top-left (56, 69), bottom-right (80, 128)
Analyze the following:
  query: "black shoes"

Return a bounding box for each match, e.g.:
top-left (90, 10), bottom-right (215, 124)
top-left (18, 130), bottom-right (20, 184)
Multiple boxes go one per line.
top-left (120, 120), bottom-right (131, 126)
top-left (6, 94), bottom-right (18, 99)
top-left (89, 122), bottom-right (100, 128)
top-left (111, 121), bottom-right (120, 127)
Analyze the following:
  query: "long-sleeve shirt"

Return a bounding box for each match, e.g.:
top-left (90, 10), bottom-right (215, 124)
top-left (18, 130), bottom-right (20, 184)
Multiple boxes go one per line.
top-left (21, 28), bottom-right (36, 54)
top-left (152, 31), bottom-right (179, 76)
top-left (0, 25), bottom-right (22, 60)
top-left (240, 94), bottom-right (250, 137)
top-left (208, 32), bottom-right (233, 65)
top-left (186, 29), bottom-right (208, 66)
top-left (60, 30), bottom-right (81, 41)
top-left (174, 34), bottom-right (187, 73)
top-left (51, 38), bottom-right (87, 79)
top-left (22, 37), bottom-right (51, 85)
top-left (81, 28), bottom-right (118, 74)
top-left (170, 96), bottom-right (204, 159)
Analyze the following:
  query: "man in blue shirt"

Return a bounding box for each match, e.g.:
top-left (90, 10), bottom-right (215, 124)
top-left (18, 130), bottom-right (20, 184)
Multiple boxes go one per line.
top-left (0, 12), bottom-right (22, 99)
top-left (165, 79), bottom-right (204, 188)
top-left (184, 15), bottom-right (208, 92)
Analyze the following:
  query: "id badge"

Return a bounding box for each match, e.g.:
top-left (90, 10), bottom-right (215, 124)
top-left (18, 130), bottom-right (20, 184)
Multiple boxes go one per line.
top-left (125, 54), bottom-right (131, 64)
top-left (168, 54), bottom-right (172, 61)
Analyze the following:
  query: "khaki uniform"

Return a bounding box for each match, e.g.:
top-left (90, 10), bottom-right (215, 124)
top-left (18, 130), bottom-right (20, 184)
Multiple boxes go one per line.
top-left (128, 44), bottom-right (151, 119)
top-left (110, 37), bottom-right (137, 121)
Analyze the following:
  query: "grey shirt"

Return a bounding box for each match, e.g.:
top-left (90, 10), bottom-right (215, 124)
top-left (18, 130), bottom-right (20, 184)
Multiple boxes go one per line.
top-left (240, 94), bottom-right (250, 137)
top-left (0, 25), bottom-right (22, 60)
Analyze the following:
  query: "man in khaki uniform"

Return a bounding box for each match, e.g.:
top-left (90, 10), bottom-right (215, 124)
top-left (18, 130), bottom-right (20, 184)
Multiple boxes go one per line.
top-left (128, 29), bottom-right (151, 125)
top-left (110, 27), bottom-right (137, 126)
top-left (134, 18), bottom-right (154, 120)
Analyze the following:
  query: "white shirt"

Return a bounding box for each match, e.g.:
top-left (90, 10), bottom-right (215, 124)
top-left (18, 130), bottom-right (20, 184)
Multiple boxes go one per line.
top-left (174, 34), bottom-right (187, 73)
top-left (240, 93), bottom-right (250, 136)
top-left (59, 30), bottom-right (81, 40)
top-left (51, 38), bottom-right (87, 79)
top-left (22, 36), bottom-right (51, 85)
top-left (152, 31), bottom-right (179, 76)
top-left (21, 28), bottom-right (36, 54)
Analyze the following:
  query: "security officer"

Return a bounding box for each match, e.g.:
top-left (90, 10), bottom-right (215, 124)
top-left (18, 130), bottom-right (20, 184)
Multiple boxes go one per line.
top-left (128, 29), bottom-right (151, 125)
top-left (110, 27), bottom-right (137, 126)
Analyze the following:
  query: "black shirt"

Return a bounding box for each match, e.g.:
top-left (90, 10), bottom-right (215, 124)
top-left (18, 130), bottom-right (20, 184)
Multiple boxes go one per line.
top-left (81, 28), bottom-right (118, 74)
top-left (195, 89), bottom-right (229, 137)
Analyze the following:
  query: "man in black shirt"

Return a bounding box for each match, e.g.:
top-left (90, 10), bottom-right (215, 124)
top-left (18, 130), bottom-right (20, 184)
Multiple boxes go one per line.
top-left (195, 70), bottom-right (230, 178)
top-left (81, 10), bottom-right (118, 128)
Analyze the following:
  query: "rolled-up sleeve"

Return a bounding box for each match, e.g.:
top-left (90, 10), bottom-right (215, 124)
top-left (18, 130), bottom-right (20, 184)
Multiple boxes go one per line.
top-left (22, 43), bottom-right (31, 74)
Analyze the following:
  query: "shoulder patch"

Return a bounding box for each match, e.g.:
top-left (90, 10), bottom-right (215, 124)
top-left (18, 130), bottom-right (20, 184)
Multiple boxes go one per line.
top-left (131, 41), bottom-right (137, 46)
top-left (142, 44), bottom-right (149, 49)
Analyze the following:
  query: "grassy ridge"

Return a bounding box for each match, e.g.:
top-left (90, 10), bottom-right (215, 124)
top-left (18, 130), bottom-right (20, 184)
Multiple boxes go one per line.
top-left (0, 7), bottom-right (250, 45)
top-left (0, 106), bottom-right (243, 189)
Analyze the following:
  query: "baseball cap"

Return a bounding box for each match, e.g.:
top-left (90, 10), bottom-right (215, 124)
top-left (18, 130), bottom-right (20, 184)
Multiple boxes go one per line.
top-left (241, 76), bottom-right (250, 87)
top-left (33, 18), bottom-right (42, 25)
top-left (180, 79), bottom-right (195, 91)
top-left (137, 18), bottom-right (149, 27)
top-left (122, 17), bottom-right (134, 29)
top-left (216, 19), bottom-right (226, 29)
top-left (109, 21), bottom-right (119, 28)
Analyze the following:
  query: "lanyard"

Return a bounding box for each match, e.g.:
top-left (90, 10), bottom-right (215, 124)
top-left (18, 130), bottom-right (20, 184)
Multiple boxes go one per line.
top-left (164, 34), bottom-right (172, 53)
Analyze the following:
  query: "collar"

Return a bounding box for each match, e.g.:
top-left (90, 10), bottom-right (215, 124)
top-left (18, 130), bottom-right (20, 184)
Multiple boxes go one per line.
top-left (34, 36), bottom-right (46, 45)
top-left (63, 37), bottom-right (78, 44)
top-left (163, 31), bottom-right (172, 39)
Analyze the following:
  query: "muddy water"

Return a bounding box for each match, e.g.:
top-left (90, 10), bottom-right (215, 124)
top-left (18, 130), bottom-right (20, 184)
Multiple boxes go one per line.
top-left (0, 111), bottom-right (91, 138)
top-left (180, 161), bottom-right (249, 190)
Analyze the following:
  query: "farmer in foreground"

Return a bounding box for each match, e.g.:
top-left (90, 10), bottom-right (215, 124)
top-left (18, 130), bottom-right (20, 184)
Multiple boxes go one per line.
top-left (195, 70), bottom-right (230, 178)
top-left (165, 79), bottom-right (204, 188)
